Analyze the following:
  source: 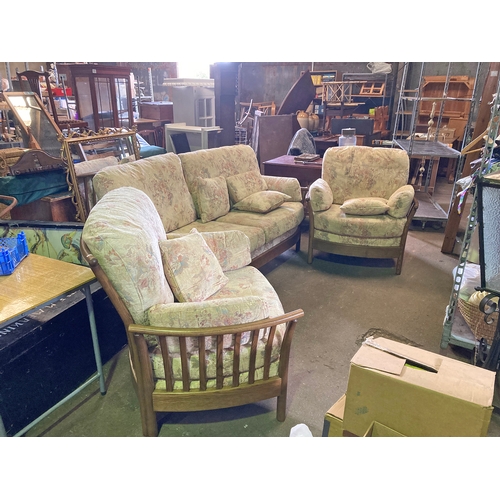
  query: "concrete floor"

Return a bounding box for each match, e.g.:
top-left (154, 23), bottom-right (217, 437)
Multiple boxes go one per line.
top-left (22, 177), bottom-right (500, 438)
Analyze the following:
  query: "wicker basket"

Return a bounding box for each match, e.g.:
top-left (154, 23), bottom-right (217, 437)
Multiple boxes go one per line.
top-left (458, 297), bottom-right (498, 343)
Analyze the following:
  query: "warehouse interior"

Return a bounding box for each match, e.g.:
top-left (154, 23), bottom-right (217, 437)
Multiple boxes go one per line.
top-left (2, 9), bottom-right (500, 495)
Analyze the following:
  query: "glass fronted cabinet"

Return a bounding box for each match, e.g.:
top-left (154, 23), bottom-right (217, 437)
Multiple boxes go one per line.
top-left (68, 64), bottom-right (134, 131)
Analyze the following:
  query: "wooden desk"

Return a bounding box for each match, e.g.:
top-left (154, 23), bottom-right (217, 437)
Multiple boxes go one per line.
top-left (0, 253), bottom-right (106, 436)
top-left (263, 154), bottom-right (323, 188)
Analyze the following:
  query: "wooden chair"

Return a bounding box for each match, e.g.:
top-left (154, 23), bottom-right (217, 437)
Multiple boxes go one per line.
top-left (81, 237), bottom-right (303, 437)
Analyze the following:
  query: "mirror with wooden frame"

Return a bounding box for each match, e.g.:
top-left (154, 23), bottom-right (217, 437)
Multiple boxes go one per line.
top-left (60, 129), bottom-right (140, 222)
top-left (3, 91), bottom-right (62, 158)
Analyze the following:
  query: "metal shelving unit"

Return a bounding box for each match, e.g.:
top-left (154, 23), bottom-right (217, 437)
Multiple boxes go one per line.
top-left (440, 82), bottom-right (500, 351)
top-left (392, 63), bottom-right (481, 227)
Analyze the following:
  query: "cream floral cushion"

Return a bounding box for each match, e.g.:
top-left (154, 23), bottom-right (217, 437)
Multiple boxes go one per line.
top-left (196, 230), bottom-right (251, 271)
top-left (340, 197), bottom-right (389, 216)
top-left (262, 175), bottom-right (302, 202)
top-left (233, 191), bottom-right (291, 213)
top-left (387, 185), bottom-right (415, 218)
top-left (82, 186), bottom-right (174, 325)
top-left (196, 175), bottom-right (230, 222)
top-left (159, 229), bottom-right (228, 302)
top-left (226, 170), bottom-right (268, 203)
top-left (309, 178), bottom-right (333, 212)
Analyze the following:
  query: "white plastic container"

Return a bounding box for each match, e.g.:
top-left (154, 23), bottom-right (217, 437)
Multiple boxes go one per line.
top-left (339, 128), bottom-right (356, 146)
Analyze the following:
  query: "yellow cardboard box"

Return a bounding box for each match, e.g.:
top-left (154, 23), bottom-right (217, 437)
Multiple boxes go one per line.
top-left (322, 394), bottom-right (346, 437)
top-left (363, 421), bottom-right (406, 437)
top-left (343, 337), bottom-right (495, 437)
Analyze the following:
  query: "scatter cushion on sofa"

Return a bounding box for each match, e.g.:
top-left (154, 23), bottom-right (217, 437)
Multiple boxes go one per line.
top-left (340, 197), bottom-right (389, 216)
top-left (159, 228), bottom-right (228, 302)
top-left (233, 190), bottom-right (292, 214)
top-left (387, 185), bottom-right (415, 218)
top-left (226, 170), bottom-right (268, 204)
top-left (196, 175), bottom-right (230, 223)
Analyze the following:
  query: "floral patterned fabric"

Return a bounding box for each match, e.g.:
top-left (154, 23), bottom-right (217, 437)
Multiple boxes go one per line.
top-left (168, 221), bottom-right (266, 255)
top-left (159, 229), bottom-right (228, 302)
top-left (82, 187), bottom-right (174, 325)
top-left (93, 153), bottom-right (197, 232)
top-left (309, 179), bottom-right (333, 212)
top-left (261, 175), bottom-right (302, 202)
top-left (196, 230), bottom-right (251, 271)
top-left (314, 204), bottom-right (407, 238)
top-left (218, 202), bottom-right (304, 244)
top-left (314, 229), bottom-right (402, 247)
top-left (226, 170), bottom-right (268, 204)
top-left (179, 145), bottom-right (261, 214)
top-left (233, 190), bottom-right (291, 213)
top-left (340, 197), bottom-right (389, 215)
top-left (387, 185), bottom-right (415, 218)
top-left (147, 266), bottom-right (285, 389)
top-left (196, 175), bottom-right (230, 222)
top-left (322, 146), bottom-right (410, 205)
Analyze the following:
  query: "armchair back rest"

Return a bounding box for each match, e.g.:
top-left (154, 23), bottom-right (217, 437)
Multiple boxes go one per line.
top-left (82, 186), bottom-right (174, 325)
top-left (179, 144), bottom-right (261, 214)
top-left (322, 146), bottom-right (410, 204)
top-left (93, 152), bottom-right (197, 232)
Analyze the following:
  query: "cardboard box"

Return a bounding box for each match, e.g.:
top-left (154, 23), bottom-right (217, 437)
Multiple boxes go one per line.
top-left (363, 421), bottom-right (405, 437)
top-left (343, 337), bottom-right (495, 437)
top-left (323, 394), bottom-right (346, 437)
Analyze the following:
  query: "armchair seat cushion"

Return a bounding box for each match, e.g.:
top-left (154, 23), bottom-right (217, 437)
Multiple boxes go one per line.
top-left (147, 265), bottom-right (285, 390)
top-left (314, 204), bottom-right (407, 239)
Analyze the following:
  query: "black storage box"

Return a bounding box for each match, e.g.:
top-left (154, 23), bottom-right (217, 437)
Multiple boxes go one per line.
top-left (0, 285), bottom-right (126, 436)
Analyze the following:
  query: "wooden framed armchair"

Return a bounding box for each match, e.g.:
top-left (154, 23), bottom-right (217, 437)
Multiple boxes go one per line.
top-left (306, 146), bottom-right (418, 275)
top-left (81, 186), bottom-right (303, 436)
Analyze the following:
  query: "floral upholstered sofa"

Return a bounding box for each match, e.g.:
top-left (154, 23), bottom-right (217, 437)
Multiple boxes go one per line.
top-left (81, 186), bottom-right (303, 436)
top-left (92, 144), bottom-right (305, 268)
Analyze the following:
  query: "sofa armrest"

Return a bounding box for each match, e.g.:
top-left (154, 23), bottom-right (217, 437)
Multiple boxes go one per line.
top-left (307, 178), bottom-right (333, 212)
top-left (147, 295), bottom-right (270, 328)
top-left (262, 175), bottom-right (302, 202)
top-left (167, 230), bottom-right (251, 271)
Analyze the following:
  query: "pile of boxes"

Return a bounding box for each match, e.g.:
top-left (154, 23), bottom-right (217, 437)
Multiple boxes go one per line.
top-left (324, 336), bottom-right (496, 437)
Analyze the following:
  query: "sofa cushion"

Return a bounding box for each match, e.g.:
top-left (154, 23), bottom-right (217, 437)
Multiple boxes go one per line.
top-left (387, 185), bottom-right (415, 218)
top-left (196, 175), bottom-right (230, 222)
top-left (169, 220), bottom-right (266, 255)
top-left (340, 197), bottom-right (389, 216)
top-left (159, 229), bottom-right (228, 302)
top-left (226, 170), bottom-right (268, 204)
top-left (82, 186), bottom-right (174, 325)
top-left (233, 190), bottom-right (291, 213)
top-left (218, 202), bottom-right (304, 244)
top-left (314, 203), bottom-right (407, 239)
top-left (179, 145), bottom-right (261, 214)
top-left (262, 175), bottom-right (303, 202)
top-left (93, 153), bottom-right (197, 232)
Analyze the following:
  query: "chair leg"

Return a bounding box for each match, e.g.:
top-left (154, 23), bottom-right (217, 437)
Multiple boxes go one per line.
top-left (140, 405), bottom-right (159, 437)
top-left (277, 393), bottom-right (287, 422)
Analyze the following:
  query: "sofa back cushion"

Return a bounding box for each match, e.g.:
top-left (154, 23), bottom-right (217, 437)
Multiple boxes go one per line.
top-left (93, 152), bottom-right (197, 232)
top-left (322, 146), bottom-right (410, 205)
top-left (179, 145), bottom-right (261, 215)
top-left (82, 186), bottom-right (174, 325)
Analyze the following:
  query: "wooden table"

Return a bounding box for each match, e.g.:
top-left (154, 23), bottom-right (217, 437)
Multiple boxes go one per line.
top-left (263, 154), bottom-right (323, 188)
top-left (0, 253), bottom-right (106, 437)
